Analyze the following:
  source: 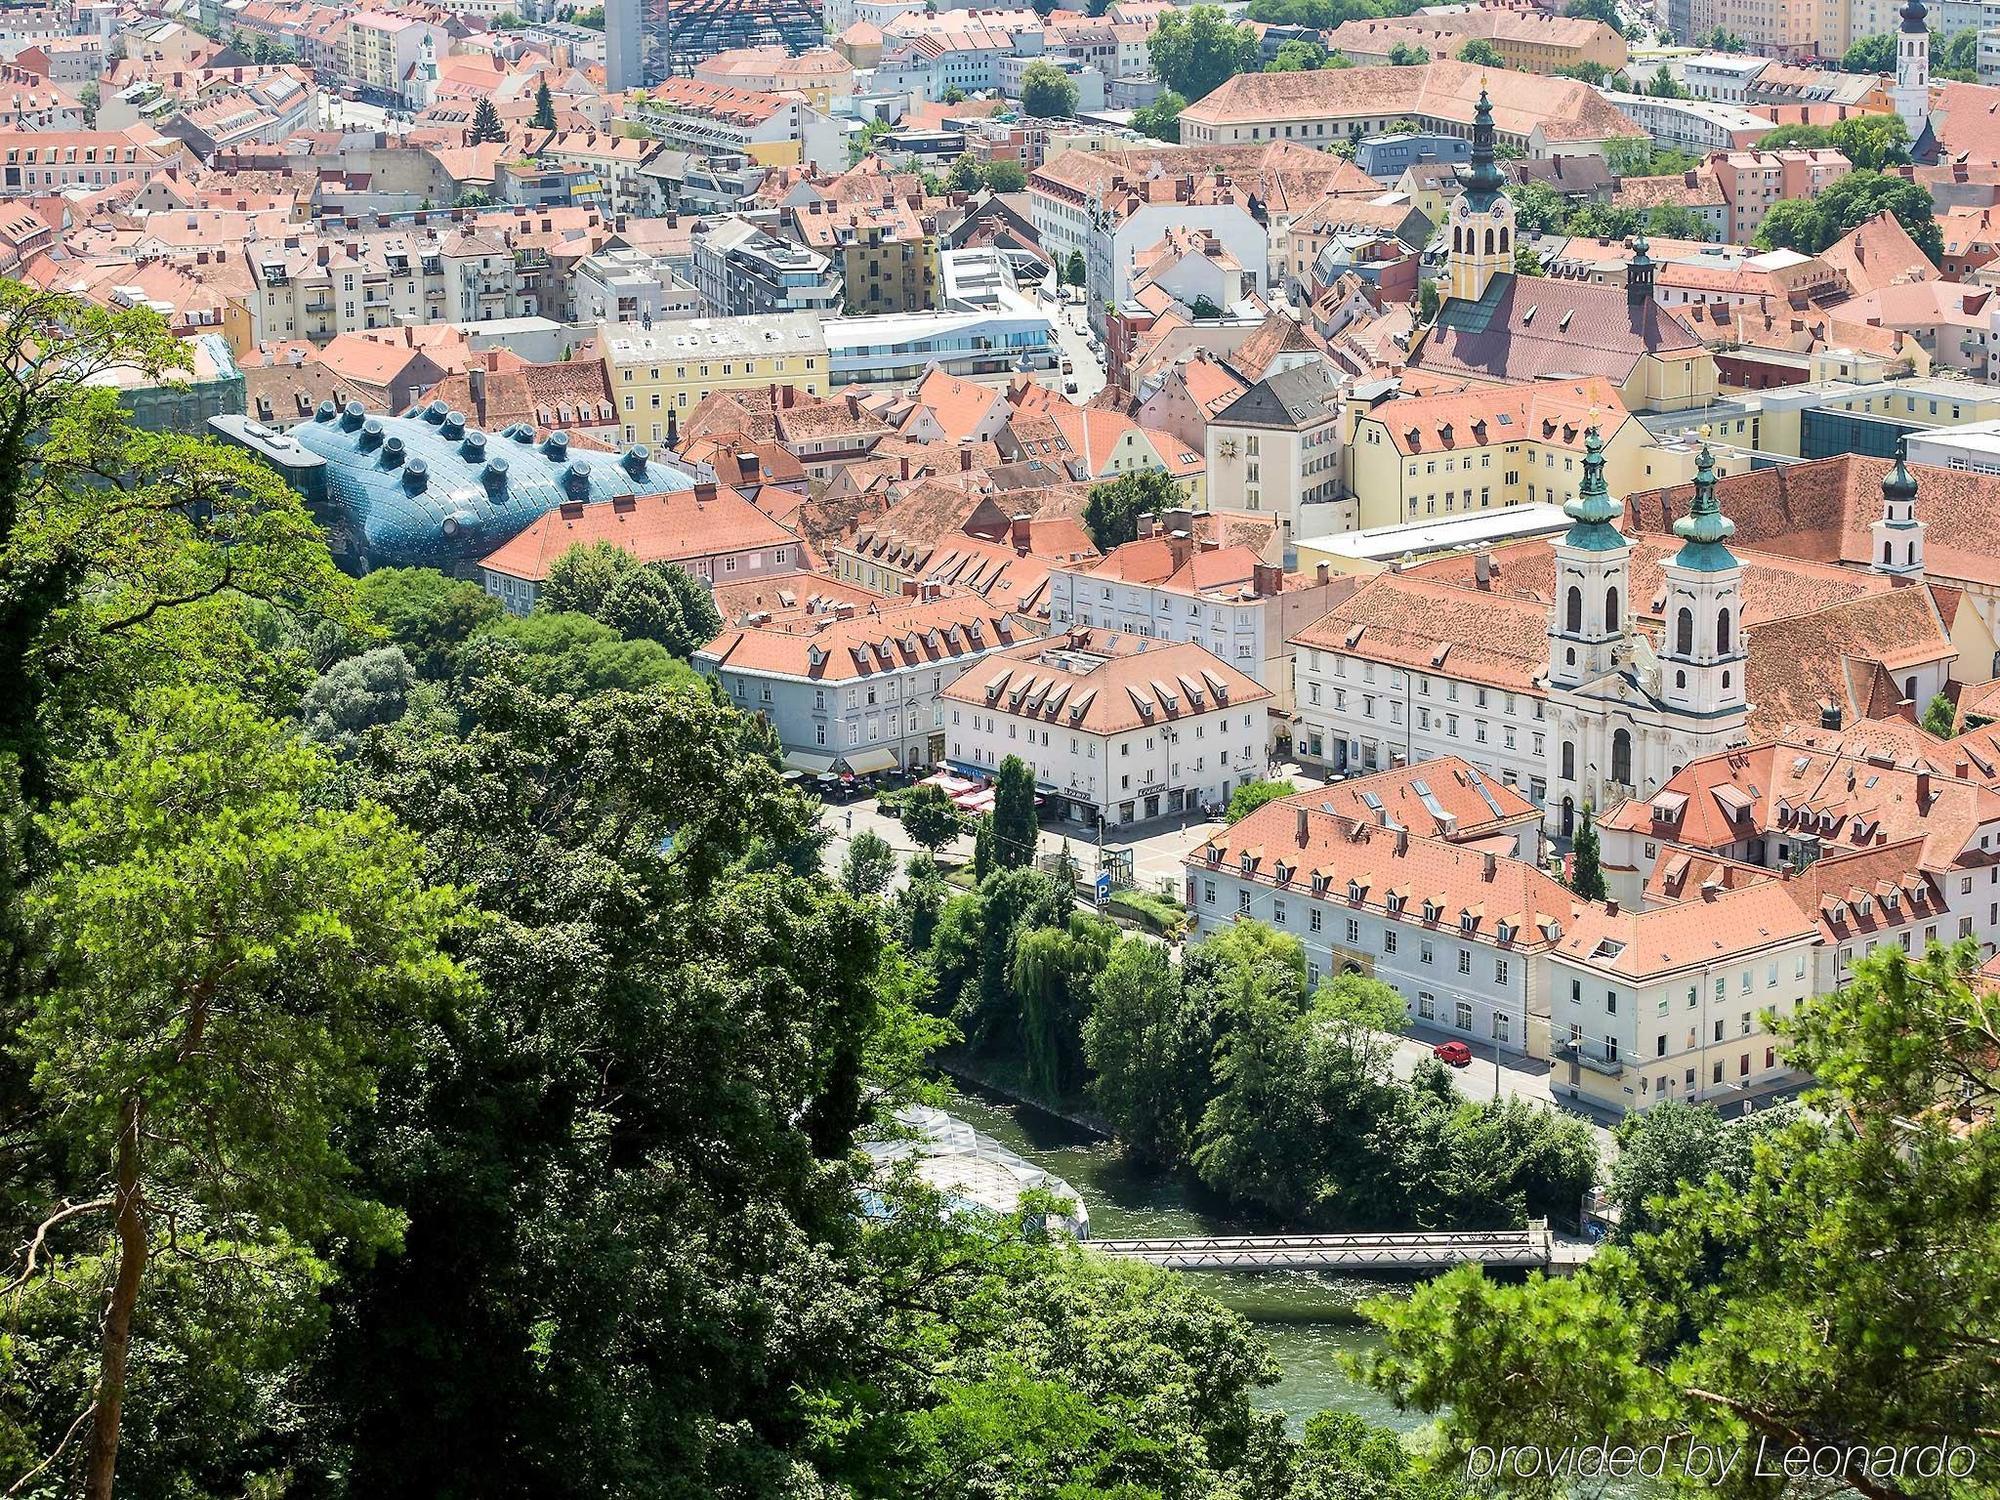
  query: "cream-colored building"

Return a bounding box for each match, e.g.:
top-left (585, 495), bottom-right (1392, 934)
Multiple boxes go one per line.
top-left (602, 314), bottom-right (830, 446)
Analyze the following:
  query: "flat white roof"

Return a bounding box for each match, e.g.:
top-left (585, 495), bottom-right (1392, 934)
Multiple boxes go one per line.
top-left (1301, 502), bottom-right (1572, 561)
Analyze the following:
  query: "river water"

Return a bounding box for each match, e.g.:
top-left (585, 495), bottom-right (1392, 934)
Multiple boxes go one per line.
top-left (940, 1080), bottom-right (1418, 1434)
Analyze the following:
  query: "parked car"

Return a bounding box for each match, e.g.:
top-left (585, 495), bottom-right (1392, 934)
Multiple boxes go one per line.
top-left (1432, 1040), bottom-right (1473, 1068)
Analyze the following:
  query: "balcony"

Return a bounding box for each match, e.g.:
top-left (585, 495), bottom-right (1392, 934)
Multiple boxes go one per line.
top-left (1555, 1039), bottom-right (1624, 1078)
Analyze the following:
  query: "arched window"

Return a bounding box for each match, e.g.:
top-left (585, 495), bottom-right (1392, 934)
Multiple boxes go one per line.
top-left (1605, 586), bottom-right (1620, 632)
top-left (1909, 540), bottom-right (1919, 565)
top-left (1612, 728), bottom-right (1633, 786)
top-left (1675, 670), bottom-right (1687, 690)
top-left (1906, 676), bottom-right (1918, 702)
top-left (1721, 670), bottom-right (1731, 690)
top-left (1675, 607), bottom-right (1693, 656)
top-left (1453, 225), bottom-right (1463, 253)
top-left (1484, 227), bottom-right (1495, 255)
top-left (1883, 541), bottom-right (1893, 564)
top-left (1716, 608), bottom-right (1732, 655)
top-left (1561, 740), bottom-right (1575, 780)
top-left (1565, 586), bottom-right (1582, 633)
top-left (1499, 226), bottom-right (1510, 253)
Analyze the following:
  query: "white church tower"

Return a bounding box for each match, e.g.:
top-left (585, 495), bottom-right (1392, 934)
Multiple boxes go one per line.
top-left (1658, 442), bottom-right (1749, 731)
top-left (1894, 0), bottom-right (1931, 138)
top-left (1548, 425), bottom-right (1630, 694)
top-left (1872, 438), bottom-right (1927, 579)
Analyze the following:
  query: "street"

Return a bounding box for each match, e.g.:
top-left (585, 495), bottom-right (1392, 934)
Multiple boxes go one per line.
top-left (1035, 280), bottom-right (1107, 404)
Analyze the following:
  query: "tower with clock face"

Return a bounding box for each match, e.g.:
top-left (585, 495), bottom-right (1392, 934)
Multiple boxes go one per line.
top-left (1449, 82), bottom-right (1513, 304)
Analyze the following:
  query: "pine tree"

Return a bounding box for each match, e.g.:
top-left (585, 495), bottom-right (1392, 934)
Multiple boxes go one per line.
top-left (531, 78), bottom-right (556, 131)
top-left (972, 814), bottom-right (995, 881)
top-left (1570, 803), bottom-right (1607, 902)
top-left (470, 96), bottom-right (506, 144)
top-left (993, 755), bottom-right (1038, 871)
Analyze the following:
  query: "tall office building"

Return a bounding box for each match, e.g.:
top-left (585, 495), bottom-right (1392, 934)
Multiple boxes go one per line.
top-left (606, 0), bottom-right (823, 90)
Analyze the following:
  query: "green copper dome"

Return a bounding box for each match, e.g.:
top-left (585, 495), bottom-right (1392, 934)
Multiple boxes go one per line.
top-left (1563, 426), bottom-right (1627, 551)
top-left (1672, 443), bottom-right (1738, 572)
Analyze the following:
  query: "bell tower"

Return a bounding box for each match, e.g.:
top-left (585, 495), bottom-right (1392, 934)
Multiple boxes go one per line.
top-left (1895, 0), bottom-right (1931, 136)
top-left (1658, 442), bottom-right (1747, 724)
top-left (1547, 425), bottom-right (1630, 692)
top-left (1448, 83), bottom-right (1514, 304)
top-left (1872, 437), bottom-right (1927, 579)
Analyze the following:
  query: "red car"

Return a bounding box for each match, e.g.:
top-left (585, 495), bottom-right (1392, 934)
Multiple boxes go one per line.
top-left (1432, 1040), bottom-right (1473, 1068)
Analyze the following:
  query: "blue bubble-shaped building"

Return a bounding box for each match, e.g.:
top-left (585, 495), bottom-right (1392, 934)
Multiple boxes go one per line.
top-left (211, 399), bottom-right (695, 575)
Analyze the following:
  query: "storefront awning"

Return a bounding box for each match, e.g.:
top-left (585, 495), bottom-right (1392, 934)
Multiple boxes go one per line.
top-left (784, 750), bottom-right (838, 775)
top-left (843, 746), bottom-right (901, 775)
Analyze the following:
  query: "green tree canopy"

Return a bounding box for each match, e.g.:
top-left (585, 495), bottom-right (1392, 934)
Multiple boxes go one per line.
top-left (22, 686), bottom-right (466, 1498)
top-left (470, 95), bottom-right (507, 143)
top-left (1365, 940), bottom-right (2000, 1496)
top-left (1386, 41), bottom-right (1429, 64)
top-left (1226, 777), bottom-right (1295, 822)
top-left (992, 753), bottom-right (1039, 870)
top-left (1147, 6), bottom-right (1261, 101)
top-left (1268, 37), bottom-right (1329, 70)
top-left (1132, 89), bottom-right (1186, 141)
top-left (1019, 59), bottom-right (1079, 118)
top-left (1569, 802), bottom-right (1607, 900)
top-left (353, 566), bottom-right (502, 679)
top-left (1083, 467), bottom-right (1186, 550)
top-left (531, 77), bottom-right (556, 130)
top-left (895, 781), bottom-right (964, 851)
top-left (1754, 121), bottom-right (1835, 150)
top-left (1456, 36), bottom-right (1504, 67)
top-left (983, 159), bottom-right (1028, 191)
top-left (1754, 170), bottom-right (1944, 264)
top-left (1843, 30), bottom-right (1897, 71)
top-left (1830, 110), bottom-right (1912, 169)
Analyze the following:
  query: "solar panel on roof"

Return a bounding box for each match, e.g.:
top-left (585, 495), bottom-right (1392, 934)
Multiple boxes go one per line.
top-left (1411, 779), bottom-right (1450, 824)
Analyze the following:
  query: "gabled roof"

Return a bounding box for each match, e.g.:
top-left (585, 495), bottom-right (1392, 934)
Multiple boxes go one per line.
top-left (1413, 272), bottom-right (1705, 387)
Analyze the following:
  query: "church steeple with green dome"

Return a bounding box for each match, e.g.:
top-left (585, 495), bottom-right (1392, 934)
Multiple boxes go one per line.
top-left (1671, 442), bottom-right (1738, 573)
top-left (1563, 426), bottom-right (1625, 549)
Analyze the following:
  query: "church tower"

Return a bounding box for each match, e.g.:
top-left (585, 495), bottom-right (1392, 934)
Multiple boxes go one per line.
top-left (1872, 438), bottom-right (1927, 579)
top-left (1658, 442), bottom-right (1747, 724)
top-left (1448, 84), bottom-right (1514, 304)
top-left (1548, 425), bottom-right (1630, 694)
top-left (1894, 0), bottom-right (1931, 137)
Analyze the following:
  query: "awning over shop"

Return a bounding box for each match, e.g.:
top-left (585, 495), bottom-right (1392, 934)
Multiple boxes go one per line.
top-left (784, 750), bottom-right (838, 775)
top-left (843, 746), bottom-right (901, 775)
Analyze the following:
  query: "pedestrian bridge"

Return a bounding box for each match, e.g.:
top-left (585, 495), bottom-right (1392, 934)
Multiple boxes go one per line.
top-left (1086, 1220), bottom-right (1592, 1274)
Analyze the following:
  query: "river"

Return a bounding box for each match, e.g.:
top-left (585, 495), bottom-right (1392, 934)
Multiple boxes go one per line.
top-left (940, 1080), bottom-right (1420, 1434)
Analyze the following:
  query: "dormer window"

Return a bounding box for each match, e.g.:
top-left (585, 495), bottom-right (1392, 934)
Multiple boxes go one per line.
top-left (1348, 879), bottom-right (1366, 902)
top-left (1423, 900), bottom-right (1442, 923)
top-left (1495, 920), bottom-right (1513, 944)
top-left (1459, 912), bottom-right (1477, 934)
top-left (1239, 852), bottom-right (1255, 874)
top-left (1387, 893), bottom-right (1405, 916)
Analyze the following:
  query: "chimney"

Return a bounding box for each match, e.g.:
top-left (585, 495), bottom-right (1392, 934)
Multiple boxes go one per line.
top-left (1605, 897), bottom-right (1619, 916)
top-left (1394, 827), bottom-right (1409, 855)
top-left (898, 456), bottom-right (911, 480)
top-left (1473, 547), bottom-right (1493, 589)
top-left (960, 446), bottom-right (974, 471)
top-left (1295, 804), bottom-right (1309, 846)
top-left (1252, 562), bottom-right (1281, 596)
top-left (901, 577), bottom-right (920, 597)
top-left (736, 451), bottom-right (759, 483)
top-left (693, 481), bottom-right (717, 504)
top-left (1918, 769), bottom-right (1932, 808)
top-left (1316, 561), bottom-right (1330, 585)
top-left (1481, 850), bottom-right (1496, 880)
top-left (1700, 880), bottom-right (1720, 902)
top-left (1010, 513), bottom-right (1031, 552)
top-left (1166, 530), bottom-right (1192, 572)
top-left (1819, 699), bottom-right (1842, 730)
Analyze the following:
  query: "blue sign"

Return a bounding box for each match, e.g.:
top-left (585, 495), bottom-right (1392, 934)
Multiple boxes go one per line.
top-left (1093, 872), bottom-right (1112, 905)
